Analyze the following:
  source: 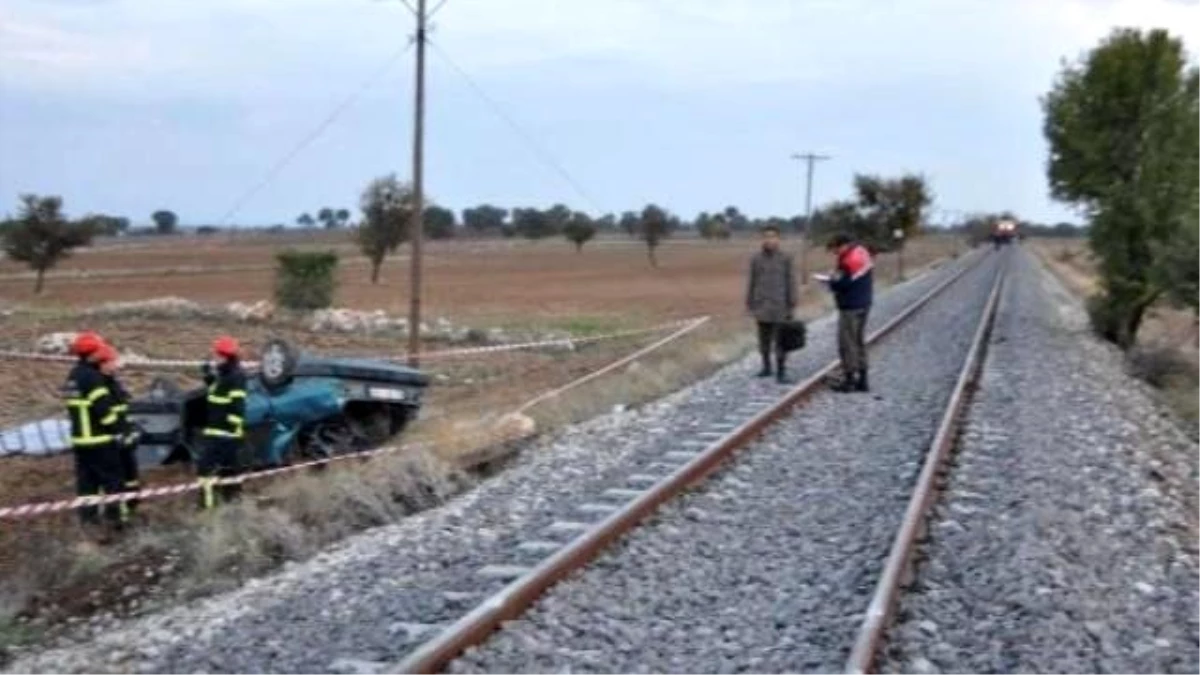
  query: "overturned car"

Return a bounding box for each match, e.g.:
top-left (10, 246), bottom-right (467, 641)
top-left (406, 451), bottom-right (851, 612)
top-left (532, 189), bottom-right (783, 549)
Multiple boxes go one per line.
top-left (130, 339), bottom-right (429, 469)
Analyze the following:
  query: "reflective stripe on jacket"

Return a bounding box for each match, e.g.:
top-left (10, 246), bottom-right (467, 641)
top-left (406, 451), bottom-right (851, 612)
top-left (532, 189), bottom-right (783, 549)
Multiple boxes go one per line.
top-left (203, 362), bottom-right (248, 439)
top-left (63, 361), bottom-right (117, 447)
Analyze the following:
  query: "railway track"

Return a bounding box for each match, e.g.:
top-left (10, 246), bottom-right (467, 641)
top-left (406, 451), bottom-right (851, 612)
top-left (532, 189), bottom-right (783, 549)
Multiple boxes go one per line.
top-left (22, 246), bottom-right (1192, 674)
top-left (6, 250), bottom-right (989, 674)
top-left (398, 250), bottom-right (1007, 673)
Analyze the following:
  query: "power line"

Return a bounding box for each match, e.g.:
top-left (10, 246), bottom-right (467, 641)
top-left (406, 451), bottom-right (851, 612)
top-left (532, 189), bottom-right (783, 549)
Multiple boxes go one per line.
top-left (427, 39), bottom-right (606, 213)
top-left (790, 152), bottom-right (831, 284)
top-left (214, 42), bottom-right (414, 226)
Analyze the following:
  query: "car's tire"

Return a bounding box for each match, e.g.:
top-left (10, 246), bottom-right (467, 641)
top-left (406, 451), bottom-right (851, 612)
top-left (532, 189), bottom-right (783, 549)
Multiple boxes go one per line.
top-left (259, 337), bottom-right (298, 391)
top-left (147, 376), bottom-right (182, 403)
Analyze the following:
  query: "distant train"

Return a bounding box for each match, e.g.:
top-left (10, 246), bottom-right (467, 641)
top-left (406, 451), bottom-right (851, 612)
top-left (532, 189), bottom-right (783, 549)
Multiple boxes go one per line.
top-left (991, 219), bottom-right (1018, 248)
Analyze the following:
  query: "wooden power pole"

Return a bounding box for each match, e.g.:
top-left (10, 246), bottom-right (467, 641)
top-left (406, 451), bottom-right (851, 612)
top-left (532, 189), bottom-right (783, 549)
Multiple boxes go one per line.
top-left (407, 0), bottom-right (427, 368)
top-left (791, 152), bottom-right (830, 284)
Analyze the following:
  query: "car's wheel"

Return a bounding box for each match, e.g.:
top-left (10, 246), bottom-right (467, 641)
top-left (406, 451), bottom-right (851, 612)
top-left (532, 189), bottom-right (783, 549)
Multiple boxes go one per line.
top-left (259, 338), bottom-right (298, 391)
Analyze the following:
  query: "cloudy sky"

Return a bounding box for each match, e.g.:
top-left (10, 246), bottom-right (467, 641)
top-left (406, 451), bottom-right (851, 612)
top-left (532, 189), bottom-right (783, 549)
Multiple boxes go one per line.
top-left (1, 0), bottom-right (1196, 227)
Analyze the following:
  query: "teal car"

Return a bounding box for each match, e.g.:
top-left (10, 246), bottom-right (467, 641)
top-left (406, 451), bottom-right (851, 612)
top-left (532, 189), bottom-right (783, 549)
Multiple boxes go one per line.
top-left (129, 339), bottom-right (429, 468)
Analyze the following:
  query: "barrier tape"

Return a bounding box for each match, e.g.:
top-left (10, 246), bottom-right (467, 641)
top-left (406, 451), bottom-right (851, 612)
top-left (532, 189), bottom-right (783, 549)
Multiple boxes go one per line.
top-left (0, 317), bottom-right (701, 372)
top-left (0, 316), bottom-right (712, 521)
top-left (0, 440), bottom-right (426, 520)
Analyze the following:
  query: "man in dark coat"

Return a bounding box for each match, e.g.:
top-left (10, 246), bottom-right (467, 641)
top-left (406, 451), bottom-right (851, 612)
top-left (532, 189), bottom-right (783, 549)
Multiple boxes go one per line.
top-left (823, 232), bottom-right (874, 392)
top-left (746, 225), bottom-right (797, 383)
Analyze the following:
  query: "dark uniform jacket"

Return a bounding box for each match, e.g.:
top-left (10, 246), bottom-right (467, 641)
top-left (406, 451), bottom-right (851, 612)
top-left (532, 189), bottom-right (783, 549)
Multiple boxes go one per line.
top-left (829, 244), bottom-right (874, 311)
top-left (63, 360), bottom-right (119, 448)
top-left (203, 361), bottom-right (248, 439)
top-left (746, 249), bottom-right (797, 323)
top-left (105, 375), bottom-right (134, 442)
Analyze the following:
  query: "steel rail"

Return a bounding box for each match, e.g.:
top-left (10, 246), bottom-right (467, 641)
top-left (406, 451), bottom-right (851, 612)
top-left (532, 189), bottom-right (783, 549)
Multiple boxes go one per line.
top-left (844, 256), bottom-right (1007, 674)
top-left (394, 252), bottom-right (990, 674)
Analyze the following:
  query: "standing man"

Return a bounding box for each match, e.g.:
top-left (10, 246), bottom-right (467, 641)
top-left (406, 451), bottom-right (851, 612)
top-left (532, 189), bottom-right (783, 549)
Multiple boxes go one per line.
top-left (95, 343), bottom-right (140, 519)
top-left (198, 336), bottom-right (247, 510)
top-left (62, 332), bottom-right (124, 528)
top-left (746, 225), bottom-right (797, 383)
top-left (823, 233), bottom-right (874, 392)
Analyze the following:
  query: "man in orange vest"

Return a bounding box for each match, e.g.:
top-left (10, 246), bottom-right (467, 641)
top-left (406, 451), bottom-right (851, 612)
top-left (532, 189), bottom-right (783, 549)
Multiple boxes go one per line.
top-left (824, 233), bottom-right (874, 392)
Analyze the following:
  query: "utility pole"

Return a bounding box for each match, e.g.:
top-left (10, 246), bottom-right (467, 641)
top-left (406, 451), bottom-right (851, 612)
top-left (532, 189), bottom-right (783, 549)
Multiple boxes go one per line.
top-left (406, 0), bottom-right (427, 368)
top-left (791, 152), bottom-right (830, 284)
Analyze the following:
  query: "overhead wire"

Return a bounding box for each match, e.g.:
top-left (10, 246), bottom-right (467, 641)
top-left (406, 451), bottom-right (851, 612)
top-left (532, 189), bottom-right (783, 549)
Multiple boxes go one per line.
top-left (213, 40), bottom-right (415, 226)
top-left (427, 38), bottom-right (606, 214)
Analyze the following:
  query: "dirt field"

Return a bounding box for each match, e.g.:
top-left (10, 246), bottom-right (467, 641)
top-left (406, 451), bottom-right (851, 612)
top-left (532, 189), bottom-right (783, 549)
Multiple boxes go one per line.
top-left (1032, 238), bottom-right (1199, 428)
top-left (0, 235), bottom-right (962, 495)
top-left (0, 233), bottom-right (967, 647)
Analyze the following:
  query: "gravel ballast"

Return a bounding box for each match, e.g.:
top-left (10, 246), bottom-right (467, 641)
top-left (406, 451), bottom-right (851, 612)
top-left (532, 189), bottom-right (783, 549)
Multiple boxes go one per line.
top-left (6, 254), bottom-right (982, 674)
top-left (880, 250), bottom-right (1199, 674)
top-left (446, 254), bottom-right (1003, 673)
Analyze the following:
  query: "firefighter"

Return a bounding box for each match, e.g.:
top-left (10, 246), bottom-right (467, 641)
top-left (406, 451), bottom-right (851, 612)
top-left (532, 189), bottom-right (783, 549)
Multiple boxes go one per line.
top-left (63, 332), bottom-right (124, 527)
top-left (94, 343), bottom-right (140, 519)
top-left (198, 335), bottom-right (247, 510)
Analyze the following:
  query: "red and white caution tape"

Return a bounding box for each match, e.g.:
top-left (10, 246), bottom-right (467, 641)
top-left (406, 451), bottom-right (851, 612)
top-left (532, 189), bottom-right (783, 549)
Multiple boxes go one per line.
top-left (0, 441), bottom-right (426, 521)
top-left (0, 315), bottom-right (711, 521)
top-left (515, 316), bottom-right (711, 413)
top-left (0, 317), bottom-right (702, 371)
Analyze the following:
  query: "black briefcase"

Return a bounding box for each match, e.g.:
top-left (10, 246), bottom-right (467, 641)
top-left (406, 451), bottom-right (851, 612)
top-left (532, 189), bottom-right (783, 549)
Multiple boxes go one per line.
top-left (779, 320), bottom-right (807, 352)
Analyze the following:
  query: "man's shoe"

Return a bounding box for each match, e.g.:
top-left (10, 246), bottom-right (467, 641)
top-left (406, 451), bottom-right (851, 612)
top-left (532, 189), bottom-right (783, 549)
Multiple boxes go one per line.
top-left (756, 367), bottom-right (773, 378)
top-left (831, 373), bottom-right (857, 393)
top-left (776, 369), bottom-right (794, 385)
top-left (855, 369), bottom-right (870, 392)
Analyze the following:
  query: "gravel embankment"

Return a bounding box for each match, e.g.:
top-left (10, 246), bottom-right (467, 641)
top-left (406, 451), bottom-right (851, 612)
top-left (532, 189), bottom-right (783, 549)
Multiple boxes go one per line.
top-left (446, 254), bottom-right (1002, 673)
top-left (7, 252), bottom-right (982, 675)
top-left (880, 250), bottom-right (1199, 674)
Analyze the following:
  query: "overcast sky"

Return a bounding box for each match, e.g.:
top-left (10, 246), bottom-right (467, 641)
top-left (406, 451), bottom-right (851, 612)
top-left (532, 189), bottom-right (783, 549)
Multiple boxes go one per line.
top-left (1, 0), bottom-right (1197, 227)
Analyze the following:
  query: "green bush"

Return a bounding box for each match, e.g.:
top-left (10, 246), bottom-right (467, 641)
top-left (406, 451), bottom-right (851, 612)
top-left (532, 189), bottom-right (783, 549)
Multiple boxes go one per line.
top-left (275, 250), bottom-right (338, 311)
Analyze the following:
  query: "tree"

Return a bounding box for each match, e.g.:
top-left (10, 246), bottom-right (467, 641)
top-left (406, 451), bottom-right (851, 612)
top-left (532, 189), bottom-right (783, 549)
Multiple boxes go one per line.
top-left (852, 173), bottom-right (933, 250)
top-left (695, 211), bottom-right (731, 240)
top-left (512, 207), bottom-right (555, 240)
top-left (563, 211), bottom-right (597, 252)
top-left (596, 213), bottom-right (617, 232)
top-left (78, 214), bottom-right (129, 238)
top-left (1043, 27), bottom-right (1199, 348)
top-left (809, 200), bottom-right (868, 248)
top-left (317, 207), bottom-right (335, 229)
top-left (462, 204), bottom-right (507, 235)
top-left (357, 174), bottom-right (414, 284)
top-left (296, 212), bottom-right (316, 228)
top-left (424, 205), bottom-right (457, 240)
top-left (639, 203), bottom-right (671, 267)
top-left (3, 194), bottom-right (93, 293)
top-left (335, 208), bottom-right (351, 228)
top-left (618, 211), bottom-right (640, 238)
top-left (722, 206), bottom-right (750, 231)
top-left (1152, 210), bottom-right (1199, 314)
top-left (151, 210), bottom-right (178, 235)
top-left (275, 250), bottom-right (339, 310)
top-left (694, 211), bottom-right (713, 240)
top-left (545, 203), bottom-right (571, 235)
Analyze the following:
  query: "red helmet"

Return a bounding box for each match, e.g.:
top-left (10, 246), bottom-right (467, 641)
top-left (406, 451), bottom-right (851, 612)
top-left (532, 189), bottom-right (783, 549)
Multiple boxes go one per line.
top-left (71, 331), bottom-right (104, 357)
top-left (92, 343), bottom-right (118, 365)
top-left (212, 335), bottom-right (240, 358)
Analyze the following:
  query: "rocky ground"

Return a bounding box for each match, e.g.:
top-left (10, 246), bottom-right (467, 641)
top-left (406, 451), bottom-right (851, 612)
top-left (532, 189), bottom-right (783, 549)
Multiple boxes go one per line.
top-left (446, 249), bottom-right (1001, 674)
top-left (4, 251), bottom-right (981, 674)
top-left (879, 249), bottom-right (1199, 674)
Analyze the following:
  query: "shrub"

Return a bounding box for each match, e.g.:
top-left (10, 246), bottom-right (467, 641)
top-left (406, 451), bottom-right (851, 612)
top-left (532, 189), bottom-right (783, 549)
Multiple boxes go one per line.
top-left (275, 250), bottom-right (338, 311)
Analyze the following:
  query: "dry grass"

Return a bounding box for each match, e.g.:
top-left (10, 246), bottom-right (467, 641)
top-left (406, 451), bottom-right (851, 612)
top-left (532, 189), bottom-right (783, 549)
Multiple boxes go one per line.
top-left (0, 234), bottom-right (962, 655)
top-left (0, 445), bottom-right (466, 657)
top-left (1032, 239), bottom-right (1198, 429)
